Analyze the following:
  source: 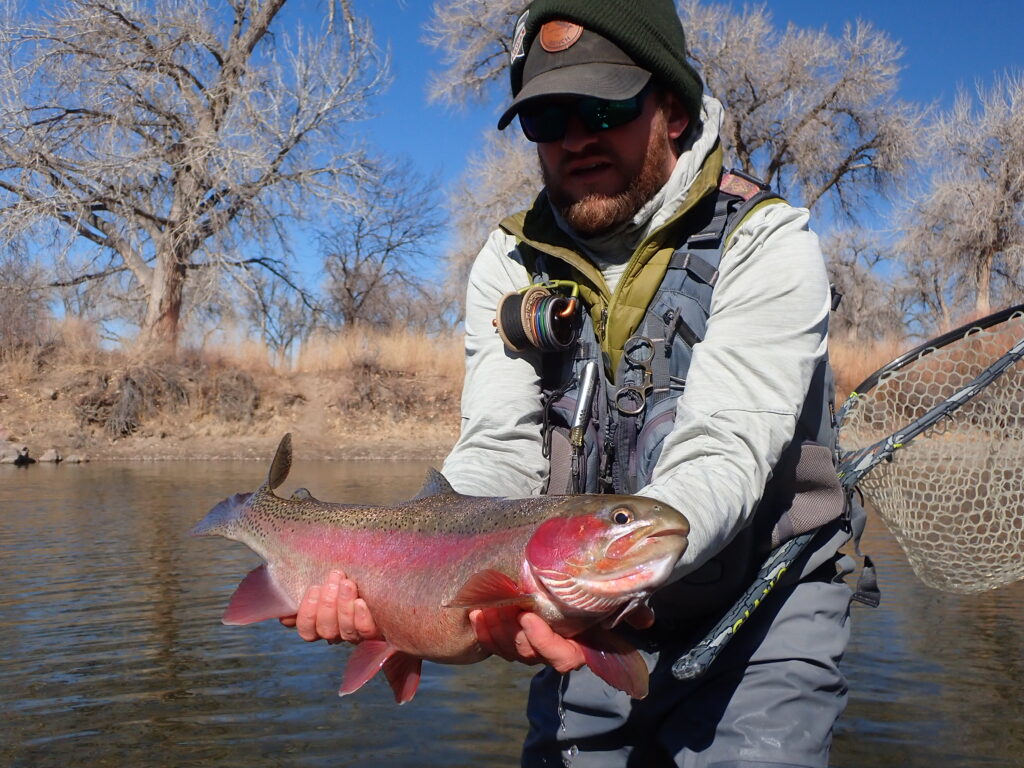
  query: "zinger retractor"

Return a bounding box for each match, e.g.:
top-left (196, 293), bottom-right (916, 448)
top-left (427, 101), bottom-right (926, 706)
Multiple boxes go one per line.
top-left (494, 281), bottom-right (581, 352)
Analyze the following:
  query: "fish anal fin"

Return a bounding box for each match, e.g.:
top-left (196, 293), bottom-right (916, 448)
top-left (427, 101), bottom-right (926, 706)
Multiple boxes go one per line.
top-left (268, 433), bottom-right (292, 490)
top-left (444, 569), bottom-right (536, 610)
top-left (339, 640), bottom-right (396, 697)
top-left (383, 652), bottom-right (423, 704)
top-left (222, 564), bottom-right (297, 625)
top-left (577, 629), bottom-right (650, 700)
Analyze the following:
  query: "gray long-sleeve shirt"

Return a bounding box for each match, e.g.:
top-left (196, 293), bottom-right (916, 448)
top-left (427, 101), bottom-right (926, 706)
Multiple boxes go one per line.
top-left (442, 97), bottom-right (832, 578)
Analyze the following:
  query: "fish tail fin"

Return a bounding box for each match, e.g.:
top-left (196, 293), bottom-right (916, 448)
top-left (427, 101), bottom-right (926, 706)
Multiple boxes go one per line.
top-left (190, 492), bottom-right (253, 538)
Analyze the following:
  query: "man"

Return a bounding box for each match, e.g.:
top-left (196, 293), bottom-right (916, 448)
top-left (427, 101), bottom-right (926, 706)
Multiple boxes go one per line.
top-left (285, 1), bottom-right (854, 765)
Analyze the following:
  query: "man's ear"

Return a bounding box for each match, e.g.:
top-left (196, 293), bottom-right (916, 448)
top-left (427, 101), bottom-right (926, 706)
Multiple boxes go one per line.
top-left (663, 91), bottom-right (691, 142)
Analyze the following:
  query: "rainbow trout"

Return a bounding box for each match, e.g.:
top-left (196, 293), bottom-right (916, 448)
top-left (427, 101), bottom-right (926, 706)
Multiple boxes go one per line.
top-left (191, 434), bottom-right (688, 702)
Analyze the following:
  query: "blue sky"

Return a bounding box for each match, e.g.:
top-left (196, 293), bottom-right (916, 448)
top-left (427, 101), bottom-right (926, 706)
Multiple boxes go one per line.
top-left (356, 1), bottom-right (1024, 191)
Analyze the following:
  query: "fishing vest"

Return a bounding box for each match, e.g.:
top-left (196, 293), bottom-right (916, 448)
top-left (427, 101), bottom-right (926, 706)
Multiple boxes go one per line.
top-left (501, 170), bottom-right (849, 620)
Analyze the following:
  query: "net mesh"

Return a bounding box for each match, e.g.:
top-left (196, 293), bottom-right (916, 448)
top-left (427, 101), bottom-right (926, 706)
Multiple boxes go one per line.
top-left (838, 312), bottom-right (1024, 594)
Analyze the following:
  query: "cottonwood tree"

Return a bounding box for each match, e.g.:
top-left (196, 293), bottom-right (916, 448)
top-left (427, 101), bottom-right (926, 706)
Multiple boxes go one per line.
top-left (0, 0), bottom-right (386, 351)
top-left (897, 73), bottom-right (1024, 323)
top-left (321, 162), bottom-right (446, 328)
top-left (443, 129), bottom-right (540, 310)
top-left (823, 230), bottom-right (907, 342)
top-left (680, 1), bottom-right (921, 215)
top-left (425, 1), bottom-right (923, 307)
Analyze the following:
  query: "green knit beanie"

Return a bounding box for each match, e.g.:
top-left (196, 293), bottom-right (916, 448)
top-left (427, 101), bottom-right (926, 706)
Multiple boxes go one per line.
top-left (508, 0), bottom-right (704, 123)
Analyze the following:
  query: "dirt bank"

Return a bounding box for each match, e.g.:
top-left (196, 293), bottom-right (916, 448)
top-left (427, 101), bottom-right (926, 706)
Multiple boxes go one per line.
top-left (0, 353), bottom-right (461, 463)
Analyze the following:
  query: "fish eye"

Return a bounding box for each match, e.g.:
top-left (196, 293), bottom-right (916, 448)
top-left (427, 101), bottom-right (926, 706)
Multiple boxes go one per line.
top-left (612, 507), bottom-right (634, 525)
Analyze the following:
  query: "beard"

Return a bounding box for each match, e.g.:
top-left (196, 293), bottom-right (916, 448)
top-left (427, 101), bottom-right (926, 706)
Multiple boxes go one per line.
top-left (542, 109), bottom-right (675, 238)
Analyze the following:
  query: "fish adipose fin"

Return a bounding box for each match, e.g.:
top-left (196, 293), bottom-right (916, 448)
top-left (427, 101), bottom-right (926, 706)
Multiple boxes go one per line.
top-left (340, 641), bottom-right (423, 703)
top-left (444, 569), bottom-right (538, 610)
top-left (222, 564), bottom-right (298, 625)
top-left (411, 468), bottom-right (457, 500)
top-left (576, 629), bottom-right (650, 700)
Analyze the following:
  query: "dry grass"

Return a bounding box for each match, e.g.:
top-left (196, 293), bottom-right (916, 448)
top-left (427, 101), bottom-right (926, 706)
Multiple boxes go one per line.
top-left (830, 333), bottom-right (909, 402)
top-left (0, 322), bottom-right (926, 460)
top-left (295, 328), bottom-right (464, 383)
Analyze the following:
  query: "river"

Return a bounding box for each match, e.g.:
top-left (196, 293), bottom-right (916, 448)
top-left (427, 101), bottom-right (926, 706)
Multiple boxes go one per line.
top-left (1, 459), bottom-right (1022, 767)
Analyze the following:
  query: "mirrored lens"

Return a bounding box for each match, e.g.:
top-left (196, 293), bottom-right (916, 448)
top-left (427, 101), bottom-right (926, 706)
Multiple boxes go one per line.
top-left (518, 86), bottom-right (650, 143)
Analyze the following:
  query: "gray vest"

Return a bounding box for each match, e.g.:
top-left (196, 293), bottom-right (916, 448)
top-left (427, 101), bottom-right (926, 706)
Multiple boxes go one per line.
top-left (523, 177), bottom-right (848, 620)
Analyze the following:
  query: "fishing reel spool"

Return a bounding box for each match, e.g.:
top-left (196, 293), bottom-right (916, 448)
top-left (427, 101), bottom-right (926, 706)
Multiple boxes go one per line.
top-left (494, 281), bottom-right (582, 352)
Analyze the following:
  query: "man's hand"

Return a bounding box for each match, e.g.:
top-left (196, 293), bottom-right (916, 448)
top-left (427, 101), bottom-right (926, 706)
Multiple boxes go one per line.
top-left (279, 569), bottom-right (380, 644)
top-left (469, 604), bottom-right (655, 674)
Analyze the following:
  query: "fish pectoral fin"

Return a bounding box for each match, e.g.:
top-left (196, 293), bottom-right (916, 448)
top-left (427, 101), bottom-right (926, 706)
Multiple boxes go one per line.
top-left (339, 640), bottom-right (397, 697)
top-left (383, 652), bottom-right (423, 704)
top-left (222, 564), bottom-right (298, 625)
top-left (443, 569), bottom-right (537, 610)
top-left (576, 629), bottom-right (650, 700)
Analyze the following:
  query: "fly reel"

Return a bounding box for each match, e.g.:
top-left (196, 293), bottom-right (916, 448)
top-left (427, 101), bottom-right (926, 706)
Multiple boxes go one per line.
top-left (494, 281), bottom-right (581, 352)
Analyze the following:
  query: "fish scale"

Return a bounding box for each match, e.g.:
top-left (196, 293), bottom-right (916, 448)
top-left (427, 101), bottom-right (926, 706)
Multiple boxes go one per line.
top-left (191, 433), bottom-right (689, 703)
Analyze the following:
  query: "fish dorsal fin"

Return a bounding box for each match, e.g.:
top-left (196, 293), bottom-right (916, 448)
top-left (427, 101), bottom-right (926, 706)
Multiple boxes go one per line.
top-left (268, 433), bottom-right (292, 490)
top-left (412, 467), bottom-right (457, 500)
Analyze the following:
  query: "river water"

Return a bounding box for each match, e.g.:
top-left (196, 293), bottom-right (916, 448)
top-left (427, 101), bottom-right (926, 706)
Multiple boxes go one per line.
top-left (1, 459), bottom-right (1022, 767)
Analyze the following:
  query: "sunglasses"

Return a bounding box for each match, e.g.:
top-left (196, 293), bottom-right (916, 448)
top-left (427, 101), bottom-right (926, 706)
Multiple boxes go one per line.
top-left (517, 85), bottom-right (652, 143)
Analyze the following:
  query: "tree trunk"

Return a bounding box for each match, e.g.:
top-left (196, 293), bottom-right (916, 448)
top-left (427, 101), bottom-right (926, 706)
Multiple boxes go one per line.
top-left (141, 254), bottom-right (187, 351)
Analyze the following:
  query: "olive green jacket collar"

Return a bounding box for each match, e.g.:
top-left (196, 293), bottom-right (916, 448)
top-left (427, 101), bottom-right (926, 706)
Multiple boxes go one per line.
top-left (500, 144), bottom-right (724, 373)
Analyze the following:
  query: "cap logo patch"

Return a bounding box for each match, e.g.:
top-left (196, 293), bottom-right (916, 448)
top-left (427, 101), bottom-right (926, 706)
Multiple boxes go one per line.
top-left (510, 10), bottom-right (529, 65)
top-left (539, 20), bottom-right (583, 53)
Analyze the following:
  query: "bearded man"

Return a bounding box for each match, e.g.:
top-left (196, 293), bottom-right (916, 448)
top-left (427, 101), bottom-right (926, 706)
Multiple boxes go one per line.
top-left (286, 1), bottom-right (854, 766)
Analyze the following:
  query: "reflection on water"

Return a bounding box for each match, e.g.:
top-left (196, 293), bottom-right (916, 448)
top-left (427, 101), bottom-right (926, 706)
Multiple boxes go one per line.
top-left (1, 459), bottom-right (1022, 767)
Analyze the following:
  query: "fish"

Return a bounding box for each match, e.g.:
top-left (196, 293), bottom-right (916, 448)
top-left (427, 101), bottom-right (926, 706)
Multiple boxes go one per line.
top-left (191, 433), bottom-right (689, 703)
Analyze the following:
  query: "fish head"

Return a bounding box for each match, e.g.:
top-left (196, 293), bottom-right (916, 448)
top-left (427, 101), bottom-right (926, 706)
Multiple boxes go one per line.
top-left (525, 496), bottom-right (689, 616)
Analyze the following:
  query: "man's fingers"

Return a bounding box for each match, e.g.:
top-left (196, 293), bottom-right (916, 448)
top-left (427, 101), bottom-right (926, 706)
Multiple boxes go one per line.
top-left (352, 598), bottom-right (379, 640)
top-left (315, 571), bottom-right (342, 641)
top-left (519, 613), bottom-right (586, 674)
top-left (470, 606), bottom-right (534, 662)
top-left (295, 585), bottom-right (322, 641)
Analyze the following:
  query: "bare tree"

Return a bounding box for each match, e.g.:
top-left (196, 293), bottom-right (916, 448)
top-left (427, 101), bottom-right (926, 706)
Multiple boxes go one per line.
top-left (0, 248), bottom-right (50, 354)
top-left (897, 72), bottom-right (1024, 321)
top-left (0, 0), bottom-right (387, 351)
top-left (322, 162), bottom-right (446, 328)
top-left (445, 129), bottom-right (540, 310)
top-left (680, 1), bottom-right (922, 215)
top-left (823, 230), bottom-right (907, 342)
top-left (423, 0), bottom-right (523, 107)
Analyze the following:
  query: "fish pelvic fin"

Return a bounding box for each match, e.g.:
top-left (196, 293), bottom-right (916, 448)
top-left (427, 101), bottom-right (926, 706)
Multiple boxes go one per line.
top-left (444, 569), bottom-right (538, 610)
top-left (411, 467), bottom-right (456, 500)
top-left (339, 641), bottom-right (422, 703)
top-left (190, 492), bottom-right (253, 538)
top-left (576, 629), bottom-right (650, 700)
top-left (268, 433), bottom-right (292, 491)
top-left (222, 564), bottom-right (298, 625)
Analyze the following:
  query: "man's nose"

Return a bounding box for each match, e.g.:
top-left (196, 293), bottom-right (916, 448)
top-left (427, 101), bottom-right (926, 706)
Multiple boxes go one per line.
top-left (560, 114), bottom-right (599, 152)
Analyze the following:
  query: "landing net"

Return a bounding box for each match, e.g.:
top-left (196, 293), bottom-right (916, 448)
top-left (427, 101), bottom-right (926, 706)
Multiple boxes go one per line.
top-left (837, 308), bottom-right (1024, 593)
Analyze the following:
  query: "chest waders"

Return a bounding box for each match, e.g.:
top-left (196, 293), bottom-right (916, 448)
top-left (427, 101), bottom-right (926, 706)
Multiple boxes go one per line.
top-left (504, 171), bottom-right (850, 621)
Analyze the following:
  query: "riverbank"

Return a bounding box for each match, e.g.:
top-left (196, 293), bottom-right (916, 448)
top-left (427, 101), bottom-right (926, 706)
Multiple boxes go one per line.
top-left (0, 329), bottom-right (464, 463)
top-left (0, 326), bottom-right (897, 464)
